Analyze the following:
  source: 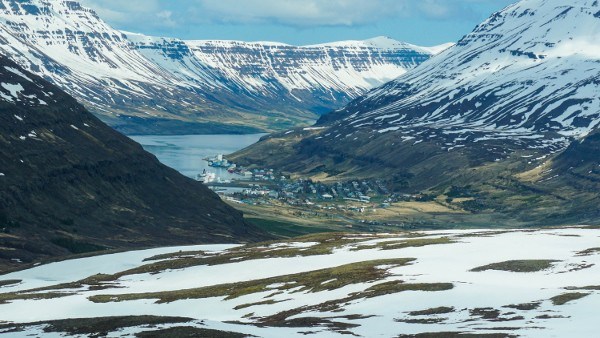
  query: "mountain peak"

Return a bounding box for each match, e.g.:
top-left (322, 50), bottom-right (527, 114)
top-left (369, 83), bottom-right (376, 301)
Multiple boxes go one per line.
top-left (239, 0), bottom-right (600, 172)
top-left (0, 53), bottom-right (266, 269)
top-left (461, 0), bottom-right (600, 52)
top-left (0, 0), bottom-right (99, 18)
top-left (303, 36), bottom-right (452, 55)
top-left (229, 0), bottom-right (600, 228)
top-left (362, 36), bottom-right (405, 48)
top-left (0, 0), bottom-right (440, 134)
top-left (324, 0), bottom-right (600, 151)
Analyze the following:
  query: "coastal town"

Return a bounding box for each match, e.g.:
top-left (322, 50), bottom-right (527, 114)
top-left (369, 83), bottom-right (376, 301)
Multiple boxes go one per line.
top-left (201, 154), bottom-right (394, 202)
top-left (197, 154), bottom-right (445, 230)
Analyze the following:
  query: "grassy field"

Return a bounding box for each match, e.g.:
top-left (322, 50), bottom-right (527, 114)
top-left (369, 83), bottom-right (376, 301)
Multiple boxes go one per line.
top-left (245, 217), bottom-right (336, 238)
top-left (228, 198), bottom-right (521, 238)
top-left (227, 201), bottom-right (355, 237)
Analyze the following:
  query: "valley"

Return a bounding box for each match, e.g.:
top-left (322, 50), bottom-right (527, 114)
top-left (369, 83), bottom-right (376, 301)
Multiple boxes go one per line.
top-left (127, 134), bottom-right (515, 237)
top-left (0, 0), bottom-right (599, 336)
top-left (0, 0), bottom-right (448, 134)
top-left (228, 130), bottom-right (600, 230)
top-left (230, 0), bottom-right (600, 228)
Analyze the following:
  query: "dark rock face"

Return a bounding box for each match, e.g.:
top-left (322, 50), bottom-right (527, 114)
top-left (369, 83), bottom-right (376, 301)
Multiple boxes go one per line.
top-left (543, 130), bottom-right (600, 222)
top-left (554, 130), bottom-right (600, 171)
top-left (0, 55), bottom-right (266, 271)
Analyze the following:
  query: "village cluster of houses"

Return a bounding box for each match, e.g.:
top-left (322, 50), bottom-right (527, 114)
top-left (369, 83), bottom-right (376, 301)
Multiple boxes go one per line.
top-left (216, 177), bottom-right (404, 208)
top-left (212, 174), bottom-right (436, 230)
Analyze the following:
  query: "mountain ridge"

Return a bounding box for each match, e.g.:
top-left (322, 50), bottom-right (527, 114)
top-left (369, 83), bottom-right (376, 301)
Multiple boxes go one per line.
top-left (231, 0), bottom-right (600, 226)
top-left (0, 0), bottom-right (448, 134)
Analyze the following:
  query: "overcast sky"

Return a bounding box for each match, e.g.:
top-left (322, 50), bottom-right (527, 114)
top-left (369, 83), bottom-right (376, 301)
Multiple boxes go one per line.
top-left (78, 0), bottom-right (517, 46)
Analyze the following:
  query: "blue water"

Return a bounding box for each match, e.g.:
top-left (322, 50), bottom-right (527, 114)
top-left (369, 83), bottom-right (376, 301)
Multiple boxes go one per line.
top-left (130, 134), bottom-right (266, 179)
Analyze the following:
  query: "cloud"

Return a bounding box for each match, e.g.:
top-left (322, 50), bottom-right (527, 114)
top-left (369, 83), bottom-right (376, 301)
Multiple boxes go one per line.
top-left (156, 10), bottom-right (177, 27)
top-left (196, 0), bottom-right (409, 27)
top-left (79, 0), bottom-right (511, 31)
top-left (78, 0), bottom-right (167, 27)
top-left (194, 0), bottom-right (498, 27)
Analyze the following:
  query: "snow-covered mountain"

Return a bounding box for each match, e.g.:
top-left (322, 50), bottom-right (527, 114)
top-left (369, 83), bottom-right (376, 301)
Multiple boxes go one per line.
top-left (231, 0), bottom-right (600, 224)
top-left (182, 37), bottom-right (446, 98)
top-left (0, 0), bottom-right (447, 134)
top-left (317, 0), bottom-right (600, 152)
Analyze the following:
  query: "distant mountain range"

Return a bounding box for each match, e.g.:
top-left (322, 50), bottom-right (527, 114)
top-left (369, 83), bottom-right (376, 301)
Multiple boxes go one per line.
top-left (0, 0), bottom-right (449, 134)
top-left (0, 53), bottom-right (265, 272)
top-left (232, 0), bottom-right (600, 226)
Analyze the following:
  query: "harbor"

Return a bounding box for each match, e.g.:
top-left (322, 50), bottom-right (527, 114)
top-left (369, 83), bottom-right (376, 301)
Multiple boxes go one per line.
top-left (197, 153), bottom-right (277, 183)
top-left (130, 133), bottom-right (267, 181)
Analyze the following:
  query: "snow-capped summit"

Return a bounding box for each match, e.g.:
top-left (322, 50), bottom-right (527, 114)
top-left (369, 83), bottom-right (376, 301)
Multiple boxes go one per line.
top-left (304, 36), bottom-right (453, 55)
top-left (183, 37), bottom-right (445, 97)
top-left (0, 0), bottom-right (188, 125)
top-left (319, 0), bottom-right (600, 152)
top-left (363, 36), bottom-right (413, 49)
top-left (232, 0), bottom-right (600, 188)
top-left (0, 0), bottom-right (445, 134)
top-left (228, 0), bottom-right (600, 223)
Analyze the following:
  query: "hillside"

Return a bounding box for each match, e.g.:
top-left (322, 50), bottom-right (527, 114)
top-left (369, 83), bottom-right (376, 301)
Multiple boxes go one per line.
top-left (231, 0), bottom-right (600, 225)
top-left (0, 0), bottom-right (448, 134)
top-left (1, 228), bottom-right (598, 337)
top-left (0, 54), bottom-right (266, 272)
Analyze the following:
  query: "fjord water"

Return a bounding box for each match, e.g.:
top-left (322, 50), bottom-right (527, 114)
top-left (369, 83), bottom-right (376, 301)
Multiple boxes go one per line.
top-left (130, 134), bottom-right (266, 179)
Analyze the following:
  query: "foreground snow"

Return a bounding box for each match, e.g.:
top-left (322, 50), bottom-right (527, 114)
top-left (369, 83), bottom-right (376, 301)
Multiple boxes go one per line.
top-left (0, 228), bottom-right (599, 337)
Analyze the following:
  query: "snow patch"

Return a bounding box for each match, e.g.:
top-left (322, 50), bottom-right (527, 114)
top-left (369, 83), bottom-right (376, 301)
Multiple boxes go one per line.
top-left (4, 66), bottom-right (34, 82)
top-left (378, 126), bottom-right (400, 133)
top-left (1, 83), bottom-right (24, 99)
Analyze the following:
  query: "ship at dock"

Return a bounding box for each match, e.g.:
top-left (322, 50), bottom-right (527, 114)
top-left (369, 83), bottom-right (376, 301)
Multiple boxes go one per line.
top-left (196, 169), bottom-right (216, 183)
top-left (205, 154), bottom-right (237, 172)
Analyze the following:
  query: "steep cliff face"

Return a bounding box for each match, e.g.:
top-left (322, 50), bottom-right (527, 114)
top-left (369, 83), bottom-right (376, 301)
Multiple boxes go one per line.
top-left (183, 37), bottom-right (436, 102)
top-left (0, 0), bottom-right (446, 134)
top-left (0, 54), bottom-right (265, 272)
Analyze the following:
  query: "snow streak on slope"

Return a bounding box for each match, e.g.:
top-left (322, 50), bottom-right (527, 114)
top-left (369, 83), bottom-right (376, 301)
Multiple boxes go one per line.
top-left (322, 0), bottom-right (600, 151)
top-left (184, 37), bottom-right (435, 98)
top-left (0, 0), bottom-right (446, 131)
top-left (1, 228), bottom-right (599, 337)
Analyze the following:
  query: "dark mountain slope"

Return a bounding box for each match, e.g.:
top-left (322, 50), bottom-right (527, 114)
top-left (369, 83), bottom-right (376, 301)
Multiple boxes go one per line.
top-left (0, 55), bottom-right (266, 272)
top-left (553, 130), bottom-right (600, 172)
top-left (543, 130), bottom-right (600, 220)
